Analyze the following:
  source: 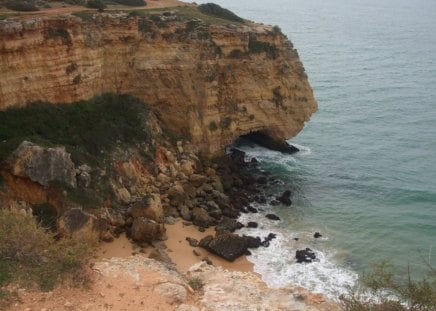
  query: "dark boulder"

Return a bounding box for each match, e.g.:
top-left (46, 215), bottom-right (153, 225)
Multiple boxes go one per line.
top-left (266, 214), bottom-right (280, 221)
top-left (216, 217), bottom-right (244, 233)
top-left (247, 221), bottom-right (258, 228)
top-left (254, 195), bottom-right (267, 204)
top-left (247, 206), bottom-right (258, 213)
top-left (256, 176), bottom-right (268, 185)
top-left (270, 200), bottom-right (280, 206)
top-left (314, 232), bottom-right (322, 238)
top-left (277, 190), bottom-right (292, 206)
top-left (199, 232), bottom-right (249, 262)
top-left (296, 248), bottom-right (317, 263)
top-left (244, 235), bottom-right (261, 249)
top-left (186, 237), bottom-right (199, 247)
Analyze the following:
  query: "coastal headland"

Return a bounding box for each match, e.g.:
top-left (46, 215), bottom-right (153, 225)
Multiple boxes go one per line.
top-left (0, 1), bottom-right (329, 310)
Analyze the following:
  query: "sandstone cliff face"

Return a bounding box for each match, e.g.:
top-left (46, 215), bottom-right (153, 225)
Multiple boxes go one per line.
top-left (0, 12), bottom-right (316, 156)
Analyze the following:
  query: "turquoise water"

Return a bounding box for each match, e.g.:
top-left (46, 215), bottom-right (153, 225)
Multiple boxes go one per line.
top-left (198, 0), bottom-right (436, 297)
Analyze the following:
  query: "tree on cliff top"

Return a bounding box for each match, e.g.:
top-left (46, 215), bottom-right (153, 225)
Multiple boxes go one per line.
top-left (198, 3), bottom-right (244, 23)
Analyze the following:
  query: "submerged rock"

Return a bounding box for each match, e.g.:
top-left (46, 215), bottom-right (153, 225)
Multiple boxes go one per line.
top-left (266, 213), bottom-right (280, 221)
top-left (314, 232), bottom-right (322, 238)
top-left (277, 190), bottom-right (292, 206)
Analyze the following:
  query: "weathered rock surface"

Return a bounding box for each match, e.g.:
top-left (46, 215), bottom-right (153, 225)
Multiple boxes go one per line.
top-left (0, 13), bottom-right (316, 156)
top-left (130, 217), bottom-right (164, 243)
top-left (199, 232), bottom-right (249, 261)
top-left (188, 261), bottom-right (337, 311)
top-left (8, 141), bottom-right (77, 187)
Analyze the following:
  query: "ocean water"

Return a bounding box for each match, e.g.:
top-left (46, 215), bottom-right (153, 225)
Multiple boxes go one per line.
top-left (197, 0), bottom-right (436, 298)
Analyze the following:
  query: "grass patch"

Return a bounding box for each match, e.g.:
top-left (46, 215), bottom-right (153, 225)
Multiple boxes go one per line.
top-left (110, 0), bottom-right (146, 6)
top-left (0, 210), bottom-right (92, 293)
top-left (3, 0), bottom-right (39, 12)
top-left (198, 3), bottom-right (243, 23)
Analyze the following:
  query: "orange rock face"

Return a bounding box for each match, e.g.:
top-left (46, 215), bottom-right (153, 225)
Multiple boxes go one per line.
top-left (0, 13), bottom-right (317, 156)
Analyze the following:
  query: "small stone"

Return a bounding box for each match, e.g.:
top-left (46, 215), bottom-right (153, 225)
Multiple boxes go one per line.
top-left (314, 232), bottom-right (322, 238)
top-left (266, 214), bottom-right (280, 221)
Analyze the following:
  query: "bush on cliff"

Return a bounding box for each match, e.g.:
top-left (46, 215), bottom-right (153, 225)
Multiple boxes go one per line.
top-left (198, 3), bottom-right (244, 23)
top-left (0, 209), bottom-right (92, 294)
top-left (112, 0), bottom-right (146, 6)
top-left (340, 262), bottom-right (436, 311)
top-left (87, 0), bottom-right (106, 10)
top-left (0, 94), bottom-right (150, 164)
top-left (4, 0), bottom-right (39, 12)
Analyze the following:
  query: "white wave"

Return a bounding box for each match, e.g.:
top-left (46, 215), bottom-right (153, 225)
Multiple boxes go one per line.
top-left (238, 212), bottom-right (358, 300)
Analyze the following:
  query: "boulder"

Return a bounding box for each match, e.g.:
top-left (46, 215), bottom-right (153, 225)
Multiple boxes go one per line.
top-left (57, 206), bottom-right (99, 238)
top-left (215, 217), bottom-right (244, 233)
top-left (199, 232), bottom-right (248, 262)
top-left (186, 237), bottom-right (199, 247)
top-left (190, 174), bottom-right (207, 187)
top-left (247, 221), bottom-right (258, 228)
top-left (178, 205), bottom-right (192, 221)
top-left (127, 194), bottom-right (163, 222)
top-left (167, 184), bottom-right (187, 206)
top-left (296, 248), bottom-right (317, 263)
top-left (277, 190), bottom-right (292, 206)
top-left (192, 207), bottom-right (212, 227)
top-left (9, 141), bottom-right (77, 187)
top-left (314, 232), bottom-right (322, 238)
top-left (266, 214), bottom-right (280, 221)
top-left (130, 217), bottom-right (164, 243)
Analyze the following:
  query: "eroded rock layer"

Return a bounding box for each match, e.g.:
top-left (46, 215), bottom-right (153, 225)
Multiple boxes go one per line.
top-left (0, 12), bottom-right (316, 156)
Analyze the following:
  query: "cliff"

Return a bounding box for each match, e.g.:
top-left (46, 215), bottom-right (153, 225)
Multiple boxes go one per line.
top-left (0, 9), bottom-right (316, 156)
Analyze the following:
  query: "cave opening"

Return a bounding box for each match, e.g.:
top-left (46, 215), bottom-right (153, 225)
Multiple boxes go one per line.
top-left (235, 131), bottom-right (299, 154)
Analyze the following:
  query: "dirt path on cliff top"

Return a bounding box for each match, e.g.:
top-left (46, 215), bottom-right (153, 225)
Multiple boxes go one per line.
top-left (1, 0), bottom-right (190, 17)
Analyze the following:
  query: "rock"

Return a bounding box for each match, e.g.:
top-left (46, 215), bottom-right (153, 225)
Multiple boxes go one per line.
top-left (115, 187), bottom-right (131, 204)
top-left (179, 205), bottom-right (192, 221)
top-left (229, 148), bottom-right (246, 167)
top-left (57, 207), bottom-right (98, 238)
top-left (193, 249), bottom-right (201, 256)
top-left (247, 221), bottom-right (258, 228)
top-left (296, 248), bottom-right (317, 263)
top-left (254, 195), bottom-right (266, 204)
top-left (76, 164), bottom-right (92, 188)
top-left (261, 233), bottom-right (277, 247)
top-left (9, 141), bottom-right (77, 187)
top-left (244, 235), bottom-right (261, 249)
top-left (247, 206), bottom-right (258, 213)
top-left (266, 214), bottom-right (280, 221)
top-left (270, 199), bottom-right (280, 206)
top-left (100, 230), bottom-right (114, 242)
top-left (294, 237), bottom-right (299, 241)
top-left (186, 237), bottom-right (199, 247)
top-left (199, 232), bottom-right (248, 262)
top-left (256, 176), bottom-right (268, 184)
top-left (215, 217), bottom-right (244, 233)
top-left (277, 190), bottom-right (292, 206)
top-left (130, 217), bottom-right (164, 243)
top-left (154, 282), bottom-right (187, 304)
top-left (192, 207), bottom-right (212, 228)
top-left (167, 184), bottom-right (187, 206)
top-left (190, 174), bottom-right (207, 187)
top-left (127, 194), bottom-right (163, 222)
top-left (314, 232), bottom-right (322, 238)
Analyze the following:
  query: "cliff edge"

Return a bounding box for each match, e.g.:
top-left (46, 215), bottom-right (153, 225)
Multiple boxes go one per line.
top-left (0, 7), bottom-right (316, 156)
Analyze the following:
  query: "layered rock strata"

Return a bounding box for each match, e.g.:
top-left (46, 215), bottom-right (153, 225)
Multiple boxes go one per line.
top-left (0, 11), bottom-right (316, 156)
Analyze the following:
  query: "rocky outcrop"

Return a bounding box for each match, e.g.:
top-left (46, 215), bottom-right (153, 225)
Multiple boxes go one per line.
top-left (8, 141), bottom-right (77, 187)
top-left (0, 11), bottom-right (316, 156)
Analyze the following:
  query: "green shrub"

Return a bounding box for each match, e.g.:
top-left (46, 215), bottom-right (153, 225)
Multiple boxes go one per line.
top-left (87, 0), bottom-right (105, 10)
top-left (5, 0), bottom-right (39, 12)
top-left (248, 39), bottom-right (279, 58)
top-left (0, 210), bottom-right (92, 292)
top-left (0, 94), bottom-right (150, 162)
top-left (63, 0), bottom-right (86, 5)
top-left (112, 0), bottom-right (146, 6)
top-left (198, 3), bottom-right (243, 23)
top-left (188, 276), bottom-right (204, 291)
top-left (208, 121), bottom-right (218, 131)
top-left (32, 203), bottom-right (58, 231)
top-left (340, 262), bottom-right (436, 311)
top-left (272, 25), bottom-right (282, 34)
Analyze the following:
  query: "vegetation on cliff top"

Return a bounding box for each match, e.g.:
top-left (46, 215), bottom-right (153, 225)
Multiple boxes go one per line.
top-left (198, 3), bottom-right (243, 23)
